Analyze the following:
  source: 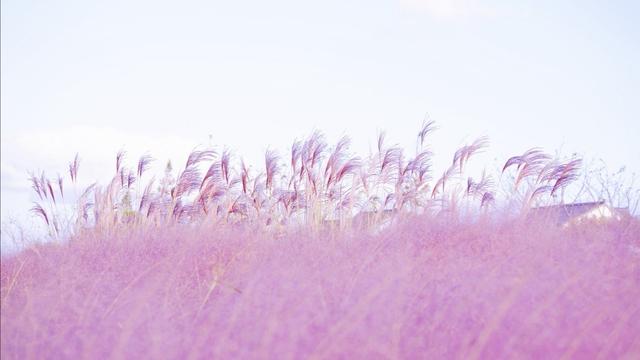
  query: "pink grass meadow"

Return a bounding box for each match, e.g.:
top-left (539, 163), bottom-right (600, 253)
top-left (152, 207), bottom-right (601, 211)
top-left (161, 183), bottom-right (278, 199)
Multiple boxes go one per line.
top-left (2, 122), bottom-right (640, 359)
top-left (2, 216), bottom-right (639, 359)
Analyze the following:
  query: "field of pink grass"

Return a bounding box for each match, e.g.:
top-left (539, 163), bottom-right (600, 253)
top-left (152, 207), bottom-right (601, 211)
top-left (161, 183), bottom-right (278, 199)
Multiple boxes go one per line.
top-left (2, 123), bottom-right (640, 359)
top-left (2, 216), bottom-right (640, 359)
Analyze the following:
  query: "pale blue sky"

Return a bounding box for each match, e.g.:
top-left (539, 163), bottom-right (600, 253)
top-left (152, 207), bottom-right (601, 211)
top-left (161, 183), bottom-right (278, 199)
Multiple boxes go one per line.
top-left (2, 0), bottom-right (639, 224)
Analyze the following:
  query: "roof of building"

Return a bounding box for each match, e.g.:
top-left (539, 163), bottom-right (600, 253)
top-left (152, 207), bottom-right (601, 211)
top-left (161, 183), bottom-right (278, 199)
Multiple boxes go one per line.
top-left (528, 200), bottom-right (609, 225)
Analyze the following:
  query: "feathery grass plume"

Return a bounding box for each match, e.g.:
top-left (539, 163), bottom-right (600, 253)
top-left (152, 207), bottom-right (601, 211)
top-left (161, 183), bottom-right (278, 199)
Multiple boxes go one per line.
top-left (429, 139), bottom-right (490, 203)
top-left (324, 136), bottom-right (351, 187)
top-left (174, 149), bottom-right (216, 198)
top-left (76, 183), bottom-right (96, 226)
top-left (265, 149), bottom-right (279, 191)
top-left (467, 170), bottom-right (494, 197)
top-left (467, 177), bottom-right (475, 195)
top-left (32, 172), bottom-right (49, 201)
top-left (515, 162), bottom-right (542, 189)
top-left (116, 150), bottom-right (126, 173)
top-left (453, 136), bottom-right (489, 173)
top-left (535, 159), bottom-right (560, 184)
top-left (405, 150), bottom-right (432, 178)
top-left (300, 131), bottom-right (325, 171)
top-left (119, 168), bottom-right (127, 188)
top-left (503, 148), bottom-right (552, 189)
top-left (159, 160), bottom-right (175, 196)
top-left (40, 172), bottom-right (48, 197)
top-left (379, 147), bottom-right (403, 192)
top-left (229, 199), bottom-right (248, 218)
top-left (51, 216), bottom-right (60, 234)
top-left (480, 191), bottom-right (495, 208)
top-left (200, 160), bottom-right (223, 191)
top-left (171, 199), bottom-right (185, 219)
top-left (550, 158), bottom-right (583, 196)
top-left (377, 131), bottom-right (386, 153)
top-left (381, 147), bottom-right (402, 174)
top-left (46, 179), bottom-right (56, 205)
top-left (384, 193), bottom-right (396, 208)
top-left (92, 185), bottom-right (103, 224)
top-left (417, 118), bottom-right (436, 149)
top-left (90, 176), bottom-right (120, 227)
top-left (502, 149), bottom-right (584, 208)
top-left (137, 154), bottom-right (154, 178)
top-left (220, 149), bottom-right (231, 185)
top-left (309, 134), bottom-right (327, 171)
top-left (335, 157), bottom-right (361, 183)
top-left (530, 185), bottom-right (554, 202)
top-left (240, 160), bottom-right (250, 194)
top-left (28, 172), bottom-right (44, 200)
top-left (502, 147), bottom-right (543, 173)
top-left (69, 153), bottom-right (80, 183)
top-left (197, 175), bottom-right (227, 215)
top-left (29, 202), bottom-right (49, 226)
top-left (291, 140), bottom-right (302, 175)
top-left (432, 165), bottom-right (458, 199)
top-left (127, 172), bottom-right (136, 189)
top-left (57, 174), bottom-right (64, 199)
top-left (358, 166), bottom-right (371, 194)
top-left (185, 149), bottom-right (216, 169)
top-left (146, 200), bottom-right (158, 218)
top-left (174, 167), bottom-right (202, 199)
top-left (432, 171), bottom-right (447, 199)
top-left (138, 178), bottom-right (156, 212)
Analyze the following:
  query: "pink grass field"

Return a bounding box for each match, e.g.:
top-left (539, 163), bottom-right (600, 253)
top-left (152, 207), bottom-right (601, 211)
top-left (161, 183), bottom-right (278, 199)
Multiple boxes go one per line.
top-left (2, 216), bottom-right (639, 359)
top-left (2, 126), bottom-right (640, 359)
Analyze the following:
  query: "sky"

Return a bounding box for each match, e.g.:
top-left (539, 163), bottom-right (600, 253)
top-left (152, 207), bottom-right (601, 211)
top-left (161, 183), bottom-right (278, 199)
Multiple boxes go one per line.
top-left (2, 0), bottom-right (639, 228)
